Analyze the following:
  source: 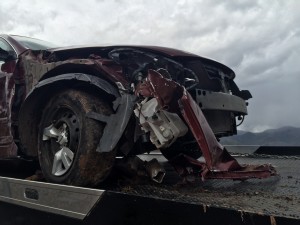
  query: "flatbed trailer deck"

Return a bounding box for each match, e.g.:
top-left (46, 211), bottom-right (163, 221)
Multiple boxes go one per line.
top-left (0, 146), bottom-right (299, 225)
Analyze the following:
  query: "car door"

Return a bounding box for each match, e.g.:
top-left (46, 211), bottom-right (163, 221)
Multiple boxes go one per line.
top-left (0, 38), bottom-right (17, 158)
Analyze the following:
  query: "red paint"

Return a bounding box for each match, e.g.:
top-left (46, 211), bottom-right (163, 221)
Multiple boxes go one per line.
top-left (140, 70), bottom-right (276, 181)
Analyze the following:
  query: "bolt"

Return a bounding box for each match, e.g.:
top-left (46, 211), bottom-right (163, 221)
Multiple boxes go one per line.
top-left (162, 129), bottom-right (171, 138)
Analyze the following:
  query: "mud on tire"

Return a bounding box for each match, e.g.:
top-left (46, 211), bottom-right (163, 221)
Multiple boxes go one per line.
top-left (38, 89), bottom-right (116, 187)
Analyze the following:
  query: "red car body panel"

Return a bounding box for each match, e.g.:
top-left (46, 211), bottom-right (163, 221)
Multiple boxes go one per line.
top-left (0, 72), bottom-right (17, 157)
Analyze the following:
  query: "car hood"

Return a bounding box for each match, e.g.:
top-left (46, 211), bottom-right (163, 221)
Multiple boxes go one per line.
top-left (45, 45), bottom-right (235, 76)
top-left (47, 45), bottom-right (198, 57)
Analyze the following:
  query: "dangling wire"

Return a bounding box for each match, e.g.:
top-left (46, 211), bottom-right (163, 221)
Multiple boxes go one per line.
top-left (236, 115), bottom-right (245, 126)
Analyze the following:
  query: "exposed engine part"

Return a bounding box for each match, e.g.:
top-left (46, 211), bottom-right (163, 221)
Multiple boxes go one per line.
top-left (195, 89), bottom-right (248, 114)
top-left (115, 156), bottom-right (166, 183)
top-left (134, 98), bottom-right (188, 149)
top-left (195, 88), bottom-right (248, 133)
top-left (144, 158), bottom-right (166, 183)
top-left (108, 48), bottom-right (199, 90)
top-left (115, 156), bottom-right (146, 178)
top-left (135, 70), bottom-right (276, 181)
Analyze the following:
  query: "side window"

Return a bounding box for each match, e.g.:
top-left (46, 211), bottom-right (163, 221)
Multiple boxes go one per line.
top-left (0, 38), bottom-right (16, 72)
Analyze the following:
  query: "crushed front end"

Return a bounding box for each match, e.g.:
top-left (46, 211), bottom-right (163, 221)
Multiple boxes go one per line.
top-left (15, 45), bottom-right (275, 185)
top-left (133, 69), bottom-right (276, 182)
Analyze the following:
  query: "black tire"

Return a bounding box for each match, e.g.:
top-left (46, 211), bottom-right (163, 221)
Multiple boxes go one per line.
top-left (38, 89), bottom-right (116, 187)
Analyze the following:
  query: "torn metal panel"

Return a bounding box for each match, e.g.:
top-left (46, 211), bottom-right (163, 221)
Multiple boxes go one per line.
top-left (86, 93), bottom-right (137, 153)
top-left (179, 90), bottom-right (240, 170)
top-left (0, 72), bottom-right (17, 157)
top-left (135, 69), bottom-right (184, 112)
top-left (136, 70), bottom-right (275, 181)
top-left (179, 87), bottom-right (276, 179)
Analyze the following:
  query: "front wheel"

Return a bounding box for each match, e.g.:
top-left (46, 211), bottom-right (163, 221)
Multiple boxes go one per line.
top-left (38, 89), bottom-right (116, 187)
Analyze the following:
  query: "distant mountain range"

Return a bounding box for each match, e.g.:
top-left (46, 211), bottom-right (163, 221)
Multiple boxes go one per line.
top-left (220, 126), bottom-right (300, 146)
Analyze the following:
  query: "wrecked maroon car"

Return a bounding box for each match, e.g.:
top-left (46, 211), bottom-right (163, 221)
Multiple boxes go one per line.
top-left (0, 34), bottom-right (275, 186)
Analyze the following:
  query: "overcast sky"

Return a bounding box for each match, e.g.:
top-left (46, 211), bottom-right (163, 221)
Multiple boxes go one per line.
top-left (1, 0), bottom-right (299, 132)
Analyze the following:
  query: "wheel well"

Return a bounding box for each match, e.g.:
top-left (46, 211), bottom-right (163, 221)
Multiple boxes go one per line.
top-left (18, 77), bottom-right (117, 157)
top-left (40, 64), bottom-right (99, 81)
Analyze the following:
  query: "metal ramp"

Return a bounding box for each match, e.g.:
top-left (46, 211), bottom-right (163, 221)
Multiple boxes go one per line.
top-left (0, 146), bottom-right (299, 225)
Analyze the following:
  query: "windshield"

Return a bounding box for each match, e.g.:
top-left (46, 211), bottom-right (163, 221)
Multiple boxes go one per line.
top-left (12, 36), bottom-right (58, 50)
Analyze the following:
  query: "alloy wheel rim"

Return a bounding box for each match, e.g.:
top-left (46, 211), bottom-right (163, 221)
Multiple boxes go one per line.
top-left (42, 109), bottom-right (80, 176)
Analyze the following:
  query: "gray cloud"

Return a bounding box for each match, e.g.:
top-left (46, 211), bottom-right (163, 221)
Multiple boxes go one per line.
top-left (1, 0), bottom-right (299, 132)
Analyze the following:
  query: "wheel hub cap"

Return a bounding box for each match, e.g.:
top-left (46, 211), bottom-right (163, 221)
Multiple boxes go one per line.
top-left (51, 146), bottom-right (74, 176)
top-left (43, 120), bottom-right (76, 176)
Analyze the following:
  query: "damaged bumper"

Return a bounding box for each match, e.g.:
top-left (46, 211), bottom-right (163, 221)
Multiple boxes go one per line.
top-left (135, 70), bottom-right (276, 182)
top-left (195, 89), bottom-right (248, 114)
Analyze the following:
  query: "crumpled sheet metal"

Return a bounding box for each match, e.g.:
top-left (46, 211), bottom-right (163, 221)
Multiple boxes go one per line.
top-left (136, 70), bottom-right (276, 181)
top-left (135, 69), bottom-right (184, 113)
top-left (19, 50), bottom-right (129, 95)
top-left (0, 72), bottom-right (17, 158)
top-left (178, 89), bottom-right (276, 180)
